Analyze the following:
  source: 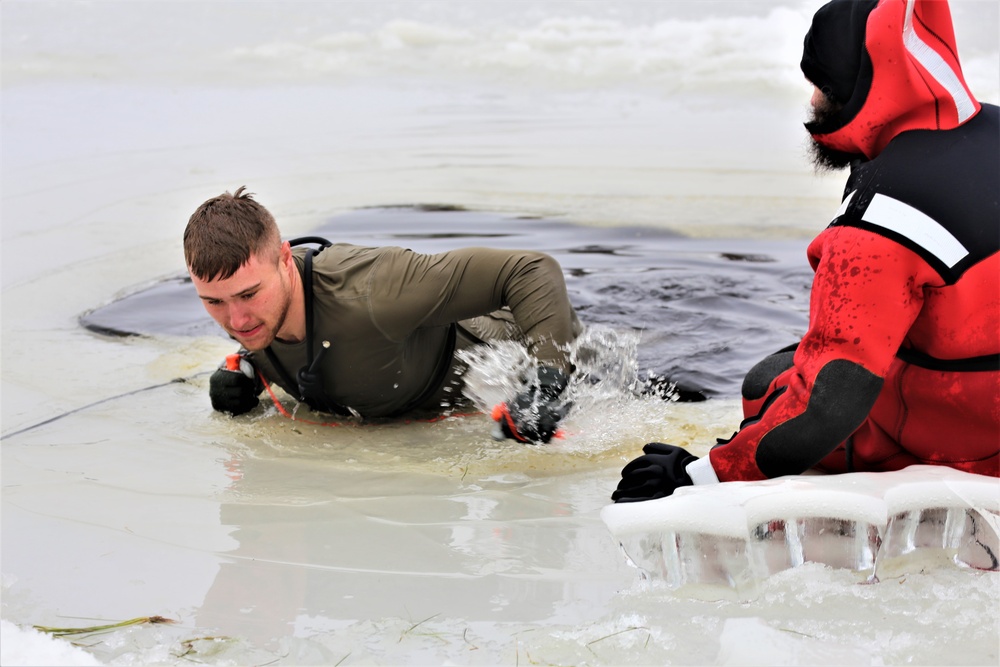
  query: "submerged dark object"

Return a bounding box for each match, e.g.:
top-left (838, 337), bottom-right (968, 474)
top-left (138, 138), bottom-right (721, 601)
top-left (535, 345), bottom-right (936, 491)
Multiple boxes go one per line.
top-left (80, 206), bottom-right (811, 399)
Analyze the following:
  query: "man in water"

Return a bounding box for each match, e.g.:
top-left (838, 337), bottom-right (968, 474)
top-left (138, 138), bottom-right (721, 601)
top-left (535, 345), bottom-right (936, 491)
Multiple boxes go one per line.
top-left (183, 188), bottom-right (582, 443)
top-left (613, 0), bottom-right (998, 501)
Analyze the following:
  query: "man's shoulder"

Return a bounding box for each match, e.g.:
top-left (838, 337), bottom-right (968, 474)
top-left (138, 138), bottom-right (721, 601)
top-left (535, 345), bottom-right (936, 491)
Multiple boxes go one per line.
top-left (306, 243), bottom-right (417, 289)
top-left (292, 241), bottom-right (370, 258)
top-left (873, 103), bottom-right (998, 168)
top-left (304, 242), bottom-right (396, 265)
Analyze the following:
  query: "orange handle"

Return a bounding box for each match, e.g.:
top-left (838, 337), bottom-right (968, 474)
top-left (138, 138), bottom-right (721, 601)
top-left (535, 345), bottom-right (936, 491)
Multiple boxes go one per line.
top-left (225, 353), bottom-right (241, 371)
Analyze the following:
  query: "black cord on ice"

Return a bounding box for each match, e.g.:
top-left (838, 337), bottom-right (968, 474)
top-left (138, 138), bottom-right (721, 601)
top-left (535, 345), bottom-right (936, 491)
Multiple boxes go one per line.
top-left (0, 372), bottom-right (211, 441)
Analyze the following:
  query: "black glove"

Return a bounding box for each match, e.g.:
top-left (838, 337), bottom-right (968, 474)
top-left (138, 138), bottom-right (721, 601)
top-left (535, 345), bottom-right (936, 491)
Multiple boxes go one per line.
top-left (209, 353), bottom-right (263, 416)
top-left (492, 366), bottom-right (572, 444)
top-left (611, 442), bottom-right (697, 503)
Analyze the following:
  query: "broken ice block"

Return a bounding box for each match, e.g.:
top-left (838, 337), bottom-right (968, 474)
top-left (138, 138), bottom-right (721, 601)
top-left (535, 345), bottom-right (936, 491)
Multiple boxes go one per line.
top-left (605, 484), bottom-right (772, 594)
top-left (881, 470), bottom-right (999, 572)
top-left (602, 466), bottom-right (999, 592)
top-left (743, 480), bottom-right (886, 580)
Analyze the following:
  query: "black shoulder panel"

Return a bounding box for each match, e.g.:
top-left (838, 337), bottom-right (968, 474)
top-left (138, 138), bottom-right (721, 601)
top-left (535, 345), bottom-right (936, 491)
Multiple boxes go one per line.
top-left (830, 104), bottom-right (999, 284)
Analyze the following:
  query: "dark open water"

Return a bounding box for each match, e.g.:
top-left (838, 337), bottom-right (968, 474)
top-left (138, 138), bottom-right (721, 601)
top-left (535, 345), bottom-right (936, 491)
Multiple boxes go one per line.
top-left (81, 206), bottom-right (812, 400)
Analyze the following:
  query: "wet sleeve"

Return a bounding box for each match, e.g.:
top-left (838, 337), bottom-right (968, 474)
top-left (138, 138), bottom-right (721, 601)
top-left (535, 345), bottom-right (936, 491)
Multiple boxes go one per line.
top-left (707, 226), bottom-right (941, 482)
top-left (366, 246), bottom-right (579, 371)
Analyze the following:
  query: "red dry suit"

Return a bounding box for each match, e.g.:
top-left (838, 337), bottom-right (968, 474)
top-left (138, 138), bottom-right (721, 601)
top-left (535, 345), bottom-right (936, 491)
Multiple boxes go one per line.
top-left (707, 0), bottom-right (999, 481)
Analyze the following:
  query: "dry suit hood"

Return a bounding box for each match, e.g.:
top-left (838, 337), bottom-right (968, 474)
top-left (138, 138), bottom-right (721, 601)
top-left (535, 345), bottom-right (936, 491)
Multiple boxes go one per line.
top-left (802, 0), bottom-right (981, 160)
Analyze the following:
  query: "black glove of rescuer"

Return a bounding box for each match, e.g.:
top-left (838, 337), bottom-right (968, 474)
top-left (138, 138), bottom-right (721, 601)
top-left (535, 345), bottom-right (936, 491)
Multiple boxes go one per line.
top-left (492, 366), bottom-right (572, 444)
top-left (611, 442), bottom-right (698, 503)
top-left (209, 353), bottom-right (263, 416)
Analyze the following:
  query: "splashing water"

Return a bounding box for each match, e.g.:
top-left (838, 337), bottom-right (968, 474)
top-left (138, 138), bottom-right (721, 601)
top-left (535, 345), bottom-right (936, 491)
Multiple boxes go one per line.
top-left (456, 325), bottom-right (695, 458)
top-left (456, 340), bottom-right (535, 413)
top-left (458, 325), bottom-right (644, 412)
top-left (569, 325), bottom-right (647, 399)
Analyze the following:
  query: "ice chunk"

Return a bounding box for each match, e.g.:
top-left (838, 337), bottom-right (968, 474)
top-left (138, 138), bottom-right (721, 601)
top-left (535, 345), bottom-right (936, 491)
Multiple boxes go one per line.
top-left (743, 478), bottom-right (886, 579)
top-left (605, 483), bottom-right (777, 594)
top-left (601, 466), bottom-right (999, 592)
top-left (881, 469), bottom-right (1000, 571)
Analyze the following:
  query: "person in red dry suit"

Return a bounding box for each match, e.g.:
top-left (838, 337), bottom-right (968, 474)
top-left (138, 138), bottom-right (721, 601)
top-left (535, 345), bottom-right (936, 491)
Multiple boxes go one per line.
top-left (613, 0), bottom-right (999, 503)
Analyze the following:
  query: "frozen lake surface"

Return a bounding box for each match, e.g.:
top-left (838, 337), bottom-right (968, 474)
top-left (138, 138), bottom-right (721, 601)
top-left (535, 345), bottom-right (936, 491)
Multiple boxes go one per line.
top-left (2, 1), bottom-right (998, 665)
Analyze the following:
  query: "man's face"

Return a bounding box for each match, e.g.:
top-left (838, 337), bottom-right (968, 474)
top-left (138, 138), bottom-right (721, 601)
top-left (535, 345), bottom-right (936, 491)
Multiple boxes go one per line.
top-left (191, 244), bottom-right (294, 351)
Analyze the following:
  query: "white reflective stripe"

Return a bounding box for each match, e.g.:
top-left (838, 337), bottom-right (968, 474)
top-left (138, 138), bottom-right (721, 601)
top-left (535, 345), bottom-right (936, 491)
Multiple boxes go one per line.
top-left (832, 190), bottom-right (857, 222)
top-left (903, 0), bottom-right (976, 123)
top-left (686, 456), bottom-right (720, 486)
top-left (861, 193), bottom-right (968, 267)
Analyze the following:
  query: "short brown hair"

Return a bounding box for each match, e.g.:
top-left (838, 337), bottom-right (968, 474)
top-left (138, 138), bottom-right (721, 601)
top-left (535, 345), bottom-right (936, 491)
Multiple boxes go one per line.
top-left (184, 186), bottom-right (281, 281)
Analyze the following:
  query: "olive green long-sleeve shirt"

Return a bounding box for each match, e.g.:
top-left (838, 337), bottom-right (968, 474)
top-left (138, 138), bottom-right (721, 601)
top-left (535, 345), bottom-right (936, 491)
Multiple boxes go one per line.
top-left (248, 243), bottom-right (581, 418)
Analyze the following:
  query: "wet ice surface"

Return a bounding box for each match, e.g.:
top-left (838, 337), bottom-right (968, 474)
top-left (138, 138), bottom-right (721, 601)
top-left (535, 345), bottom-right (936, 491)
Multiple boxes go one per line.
top-left (5, 385), bottom-right (998, 667)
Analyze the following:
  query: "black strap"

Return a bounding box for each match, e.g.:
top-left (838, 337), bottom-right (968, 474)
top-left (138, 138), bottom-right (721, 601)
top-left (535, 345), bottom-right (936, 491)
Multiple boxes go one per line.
top-left (289, 236), bottom-right (332, 376)
top-left (896, 347), bottom-right (1000, 372)
top-left (264, 238), bottom-right (350, 416)
top-left (303, 249), bottom-right (317, 372)
top-left (288, 236), bottom-right (333, 249)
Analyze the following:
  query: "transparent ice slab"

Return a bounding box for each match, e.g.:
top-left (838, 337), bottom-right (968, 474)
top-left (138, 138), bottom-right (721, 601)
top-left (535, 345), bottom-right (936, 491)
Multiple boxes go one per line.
top-left (880, 473), bottom-right (1000, 571)
top-left (602, 466), bottom-right (998, 595)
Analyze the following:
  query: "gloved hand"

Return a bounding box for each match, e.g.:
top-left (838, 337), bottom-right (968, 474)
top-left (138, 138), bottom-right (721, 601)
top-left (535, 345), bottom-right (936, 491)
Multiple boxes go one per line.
top-left (611, 442), bottom-right (697, 503)
top-left (491, 365), bottom-right (572, 444)
top-left (209, 352), bottom-right (263, 415)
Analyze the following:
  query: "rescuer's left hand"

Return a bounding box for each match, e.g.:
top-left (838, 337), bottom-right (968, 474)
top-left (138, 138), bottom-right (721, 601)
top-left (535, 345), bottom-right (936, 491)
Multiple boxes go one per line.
top-left (611, 442), bottom-right (697, 502)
